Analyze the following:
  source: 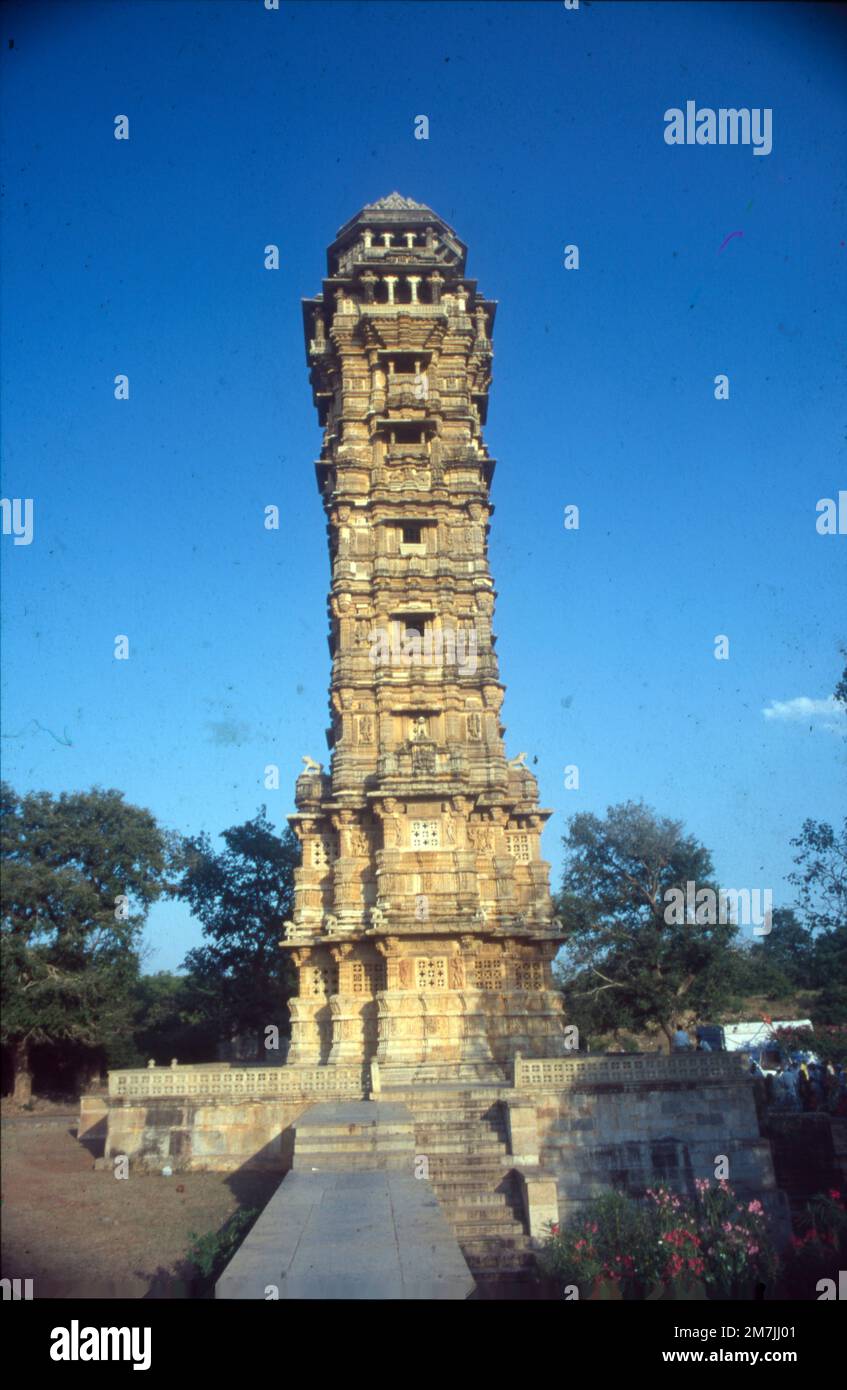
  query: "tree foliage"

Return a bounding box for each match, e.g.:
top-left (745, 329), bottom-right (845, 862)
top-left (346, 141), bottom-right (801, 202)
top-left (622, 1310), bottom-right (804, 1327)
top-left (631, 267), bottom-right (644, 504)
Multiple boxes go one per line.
top-left (0, 782), bottom-right (170, 1093)
top-left (556, 801), bottom-right (739, 1049)
top-left (789, 816), bottom-right (846, 936)
top-left (175, 807), bottom-right (299, 1050)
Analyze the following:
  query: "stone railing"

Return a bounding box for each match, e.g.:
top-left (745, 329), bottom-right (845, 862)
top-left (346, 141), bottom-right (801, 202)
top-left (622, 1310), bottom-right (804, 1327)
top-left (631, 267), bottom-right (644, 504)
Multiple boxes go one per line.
top-left (109, 1064), bottom-right (366, 1101)
top-left (513, 1052), bottom-right (748, 1090)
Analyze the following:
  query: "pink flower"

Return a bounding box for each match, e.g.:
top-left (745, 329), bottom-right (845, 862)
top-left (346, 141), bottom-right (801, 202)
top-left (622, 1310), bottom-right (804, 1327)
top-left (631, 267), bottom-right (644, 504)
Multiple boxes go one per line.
top-left (747, 1200), bottom-right (763, 1214)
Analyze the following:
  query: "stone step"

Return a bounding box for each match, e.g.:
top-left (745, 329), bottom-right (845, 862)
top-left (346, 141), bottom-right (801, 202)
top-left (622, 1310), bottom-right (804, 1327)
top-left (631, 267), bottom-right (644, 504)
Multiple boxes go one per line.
top-left (461, 1243), bottom-right (538, 1273)
top-left (414, 1117), bottom-right (508, 1134)
top-left (406, 1099), bottom-right (508, 1113)
top-left (381, 1087), bottom-right (512, 1106)
top-left (461, 1256), bottom-right (534, 1273)
top-left (426, 1153), bottom-right (513, 1170)
top-left (436, 1185), bottom-right (517, 1204)
top-left (411, 1134), bottom-right (506, 1156)
top-left (292, 1153), bottom-right (414, 1172)
top-left (438, 1192), bottom-right (518, 1215)
top-left (379, 1067), bottom-right (508, 1087)
top-left (432, 1187), bottom-right (519, 1208)
top-left (294, 1122), bottom-right (416, 1140)
top-left (453, 1219), bottom-right (528, 1239)
top-left (294, 1133), bottom-right (414, 1150)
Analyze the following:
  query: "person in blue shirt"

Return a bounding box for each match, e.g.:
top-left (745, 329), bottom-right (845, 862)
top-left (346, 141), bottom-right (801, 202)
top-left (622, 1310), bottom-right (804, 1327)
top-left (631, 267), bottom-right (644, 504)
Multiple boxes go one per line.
top-left (672, 1024), bottom-right (691, 1052)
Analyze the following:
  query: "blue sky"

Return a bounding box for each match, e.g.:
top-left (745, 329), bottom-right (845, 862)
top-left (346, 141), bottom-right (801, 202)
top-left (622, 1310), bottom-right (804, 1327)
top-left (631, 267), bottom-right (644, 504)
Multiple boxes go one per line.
top-left (1, 0), bottom-right (845, 972)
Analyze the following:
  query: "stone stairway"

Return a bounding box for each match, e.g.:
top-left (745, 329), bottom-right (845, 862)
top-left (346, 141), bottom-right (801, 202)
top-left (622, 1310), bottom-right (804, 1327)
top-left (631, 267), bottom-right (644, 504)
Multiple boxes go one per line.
top-left (291, 1101), bottom-right (416, 1172)
top-left (382, 1085), bottom-right (538, 1285)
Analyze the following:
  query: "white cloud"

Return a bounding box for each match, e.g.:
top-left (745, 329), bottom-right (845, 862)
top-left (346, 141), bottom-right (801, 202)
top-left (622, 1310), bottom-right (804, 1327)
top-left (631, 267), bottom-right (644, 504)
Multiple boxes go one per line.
top-left (762, 696), bottom-right (846, 734)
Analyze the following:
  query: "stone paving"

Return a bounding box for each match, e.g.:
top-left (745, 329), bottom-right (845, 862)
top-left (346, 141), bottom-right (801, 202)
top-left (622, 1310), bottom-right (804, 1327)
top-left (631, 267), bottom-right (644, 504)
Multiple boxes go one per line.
top-left (215, 1168), bottom-right (475, 1300)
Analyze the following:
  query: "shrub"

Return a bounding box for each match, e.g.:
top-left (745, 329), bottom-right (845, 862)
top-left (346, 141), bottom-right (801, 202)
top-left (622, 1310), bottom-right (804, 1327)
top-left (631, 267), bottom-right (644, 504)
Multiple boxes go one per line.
top-left (539, 1181), bottom-right (778, 1300)
top-left (185, 1206), bottom-right (258, 1294)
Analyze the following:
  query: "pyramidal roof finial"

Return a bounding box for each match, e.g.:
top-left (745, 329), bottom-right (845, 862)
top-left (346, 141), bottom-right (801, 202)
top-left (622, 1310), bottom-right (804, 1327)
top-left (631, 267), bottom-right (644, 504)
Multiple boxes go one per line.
top-left (365, 192), bottom-right (428, 211)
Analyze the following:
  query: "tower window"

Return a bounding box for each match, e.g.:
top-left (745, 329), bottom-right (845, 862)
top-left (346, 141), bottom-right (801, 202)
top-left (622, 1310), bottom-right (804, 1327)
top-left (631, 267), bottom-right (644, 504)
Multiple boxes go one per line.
top-left (506, 833), bottom-right (531, 864)
top-left (399, 614), bottom-right (428, 638)
top-left (411, 820), bottom-right (440, 850)
top-left (401, 523), bottom-right (423, 545)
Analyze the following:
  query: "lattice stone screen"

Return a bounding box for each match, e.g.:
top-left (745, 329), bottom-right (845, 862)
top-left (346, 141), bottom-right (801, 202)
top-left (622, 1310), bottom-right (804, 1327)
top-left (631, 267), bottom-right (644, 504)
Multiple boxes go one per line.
top-left (416, 957), bottom-right (447, 990)
top-left (109, 1065), bottom-right (365, 1100)
top-left (514, 962), bottom-right (544, 990)
top-left (513, 1053), bottom-right (747, 1089)
top-left (473, 957), bottom-right (503, 990)
top-left (411, 820), bottom-right (440, 850)
top-left (351, 961), bottom-right (387, 994)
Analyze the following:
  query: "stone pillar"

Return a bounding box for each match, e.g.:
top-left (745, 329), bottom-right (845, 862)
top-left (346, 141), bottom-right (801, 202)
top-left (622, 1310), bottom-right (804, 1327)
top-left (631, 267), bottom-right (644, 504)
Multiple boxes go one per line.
top-left (427, 271), bottom-right (444, 304)
top-left (287, 997), bottom-right (326, 1065)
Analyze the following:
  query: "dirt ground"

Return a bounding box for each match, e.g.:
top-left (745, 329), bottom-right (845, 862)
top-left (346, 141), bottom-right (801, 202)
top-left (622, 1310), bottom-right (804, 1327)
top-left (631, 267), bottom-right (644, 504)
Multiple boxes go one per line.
top-left (0, 1100), bottom-right (280, 1298)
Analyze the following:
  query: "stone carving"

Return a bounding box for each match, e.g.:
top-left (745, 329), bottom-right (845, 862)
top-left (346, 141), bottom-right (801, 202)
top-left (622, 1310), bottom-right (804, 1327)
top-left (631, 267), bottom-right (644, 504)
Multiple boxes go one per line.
top-left (411, 742), bottom-right (436, 775)
top-left (280, 197), bottom-right (569, 1068)
top-left (468, 823), bottom-right (494, 853)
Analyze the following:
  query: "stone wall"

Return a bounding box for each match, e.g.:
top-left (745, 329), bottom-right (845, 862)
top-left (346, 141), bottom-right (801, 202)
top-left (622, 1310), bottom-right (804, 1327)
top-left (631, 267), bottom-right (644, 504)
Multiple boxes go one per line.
top-left (88, 1052), bottom-right (789, 1238)
top-left (764, 1114), bottom-right (847, 1205)
top-left (87, 1062), bottom-right (368, 1173)
top-left (517, 1054), bottom-right (787, 1234)
top-left (103, 1097), bottom-right (310, 1172)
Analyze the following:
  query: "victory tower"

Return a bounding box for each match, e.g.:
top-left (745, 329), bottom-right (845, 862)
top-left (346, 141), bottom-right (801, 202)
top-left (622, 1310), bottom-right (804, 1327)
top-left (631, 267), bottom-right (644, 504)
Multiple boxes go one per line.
top-left (282, 194), bottom-right (568, 1080)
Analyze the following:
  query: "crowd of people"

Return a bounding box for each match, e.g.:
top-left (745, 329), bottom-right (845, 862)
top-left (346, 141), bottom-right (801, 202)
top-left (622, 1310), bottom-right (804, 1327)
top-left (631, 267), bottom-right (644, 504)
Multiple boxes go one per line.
top-left (670, 1022), bottom-right (847, 1115)
top-left (751, 1057), bottom-right (847, 1115)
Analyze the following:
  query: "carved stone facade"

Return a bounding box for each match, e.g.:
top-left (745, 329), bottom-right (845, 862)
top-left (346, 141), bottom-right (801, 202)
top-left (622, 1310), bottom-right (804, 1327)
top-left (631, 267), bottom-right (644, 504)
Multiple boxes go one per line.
top-left (281, 194), bottom-right (568, 1073)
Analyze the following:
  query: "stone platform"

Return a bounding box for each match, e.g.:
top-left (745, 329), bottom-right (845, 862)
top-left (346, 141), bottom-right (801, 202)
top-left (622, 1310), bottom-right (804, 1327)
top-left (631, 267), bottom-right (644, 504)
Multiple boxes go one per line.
top-left (215, 1167), bottom-right (475, 1300)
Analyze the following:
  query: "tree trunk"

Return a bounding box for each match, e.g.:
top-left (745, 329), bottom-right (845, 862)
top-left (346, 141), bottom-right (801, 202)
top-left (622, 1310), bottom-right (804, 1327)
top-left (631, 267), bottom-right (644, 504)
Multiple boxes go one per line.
top-left (658, 1020), bottom-right (674, 1055)
top-left (13, 1038), bottom-right (33, 1104)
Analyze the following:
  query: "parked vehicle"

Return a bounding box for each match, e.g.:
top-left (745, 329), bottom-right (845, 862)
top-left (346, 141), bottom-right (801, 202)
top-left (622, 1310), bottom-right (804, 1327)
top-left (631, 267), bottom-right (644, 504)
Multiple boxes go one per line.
top-left (696, 1020), bottom-right (817, 1074)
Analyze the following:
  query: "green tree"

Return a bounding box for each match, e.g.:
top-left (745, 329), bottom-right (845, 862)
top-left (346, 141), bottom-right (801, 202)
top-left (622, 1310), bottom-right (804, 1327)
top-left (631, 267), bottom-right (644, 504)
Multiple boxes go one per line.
top-left (752, 906), bottom-right (815, 991)
top-left (557, 801), bottom-right (739, 1051)
top-left (176, 808), bottom-right (299, 1056)
top-left (129, 970), bottom-right (220, 1066)
top-left (0, 782), bottom-right (169, 1100)
top-left (789, 816), bottom-right (846, 936)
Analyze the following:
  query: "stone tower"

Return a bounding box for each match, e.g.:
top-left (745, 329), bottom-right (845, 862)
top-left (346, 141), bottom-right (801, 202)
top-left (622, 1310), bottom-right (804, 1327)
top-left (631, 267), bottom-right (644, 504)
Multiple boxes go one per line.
top-left (282, 193), bottom-right (568, 1079)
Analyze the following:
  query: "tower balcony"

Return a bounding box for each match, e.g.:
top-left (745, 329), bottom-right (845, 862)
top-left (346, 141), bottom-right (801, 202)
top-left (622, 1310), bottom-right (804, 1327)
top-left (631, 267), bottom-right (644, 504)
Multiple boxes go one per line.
top-left (359, 303), bottom-right (446, 321)
top-left (341, 653), bottom-right (500, 686)
top-left (384, 382), bottom-right (442, 413)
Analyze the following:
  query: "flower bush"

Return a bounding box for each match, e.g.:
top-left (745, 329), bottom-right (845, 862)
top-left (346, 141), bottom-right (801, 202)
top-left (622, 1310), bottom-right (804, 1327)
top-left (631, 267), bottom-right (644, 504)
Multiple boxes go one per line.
top-left (539, 1181), bottom-right (778, 1300)
top-left (781, 1189), bottom-right (846, 1299)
